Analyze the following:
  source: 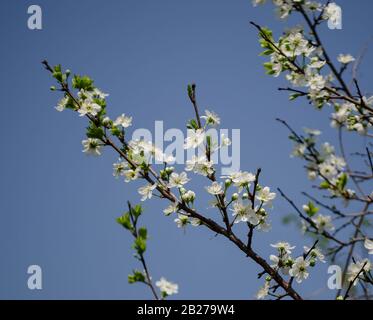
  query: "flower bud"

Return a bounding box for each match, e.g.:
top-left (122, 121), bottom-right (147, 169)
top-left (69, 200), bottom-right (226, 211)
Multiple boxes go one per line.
top-left (231, 193), bottom-right (239, 201)
top-left (102, 116), bottom-right (111, 126)
top-left (165, 167), bottom-right (174, 174)
top-left (182, 190), bottom-right (196, 203)
top-left (160, 170), bottom-right (168, 180)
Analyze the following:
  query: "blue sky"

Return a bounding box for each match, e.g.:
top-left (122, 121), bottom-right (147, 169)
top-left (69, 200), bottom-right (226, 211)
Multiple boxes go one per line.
top-left (1, 0), bottom-right (373, 299)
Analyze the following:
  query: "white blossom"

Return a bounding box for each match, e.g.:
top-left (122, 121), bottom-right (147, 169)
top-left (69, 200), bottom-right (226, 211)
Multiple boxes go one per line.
top-left (168, 172), bottom-right (190, 188)
top-left (275, 2), bottom-right (292, 19)
top-left (123, 168), bottom-right (141, 182)
top-left (181, 190), bottom-right (196, 203)
top-left (318, 162), bottom-right (337, 179)
top-left (155, 277), bottom-right (178, 296)
top-left (55, 96), bottom-right (69, 112)
top-left (190, 217), bottom-right (201, 227)
top-left (205, 182), bottom-right (223, 195)
top-left (256, 187), bottom-right (276, 205)
top-left (257, 219), bottom-right (271, 232)
top-left (337, 54), bottom-right (355, 64)
top-left (312, 214), bottom-right (334, 232)
top-left (138, 184), bottom-right (157, 201)
top-left (102, 116), bottom-right (111, 126)
top-left (322, 142), bottom-right (335, 155)
top-left (201, 110), bottom-right (220, 126)
top-left (93, 88), bottom-right (109, 100)
top-left (113, 114), bottom-right (132, 128)
top-left (308, 57), bottom-right (326, 69)
top-left (364, 238), bottom-right (373, 255)
top-left (281, 32), bottom-right (314, 57)
top-left (256, 281), bottom-right (270, 300)
top-left (304, 128), bottom-right (321, 136)
top-left (289, 257), bottom-right (310, 283)
top-left (78, 100), bottom-right (101, 117)
top-left (174, 214), bottom-right (189, 228)
top-left (347, 259), bottom-right (371, 286)
top-left (362, 96), bottom-right (373, 107)
top-left (185, 155), bottom-right (214, 176)
top-left (307, 170), bottom-right (317, 180)
top-left (226, 171), bottom-right (256, 192)
top-left (163, 203), bottom-right (179, 216)
top-left (292, 143), bottom-right (307, 158)
top-left (271, 242), bottom-right (295, 255)
top-left (331, 103), bottom-right (354, 128)
top-left (184, 129), bottom-right (205, 149)
top-left (231, 201), bottom-right (259, 224)
top-left (82, 138), bottom-right (101, 156)
top-left (304, 246), bottom-right (325, 263)
top-left (323, 3), bottom-right (341, 24)
top-left (306, 74), bottom-right (326, 91)
top-left (113, 160), bottom-right (126, 177)
top-left (270, 254), bottom-right (292, 275)
top-left (252, 0), bottom-right (266, 6)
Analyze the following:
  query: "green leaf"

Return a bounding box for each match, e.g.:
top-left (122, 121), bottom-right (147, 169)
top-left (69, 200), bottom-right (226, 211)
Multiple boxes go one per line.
top-left (52, 71), bottom-right (63, 82)
top-left (263, 62), bottom-right (273, 71)
top-left (186, 119), bottom-right (199, 130)
top-left (111, 126), bottom-right (122, 137)
top-left (132, 204), bottom-right (143, 218)
top-left (320, 181), bottom-right (330, 189)
top-left (260, 49), bottom-right (274, 56)
top-left (289, 93), bottom-right (302, 101)
top-left (72, 75), bottom-right (94, 90)
top-left (261, 27), bottom-right (273, 39)
top-left (116, 212), bottom-right (133, 230)
top-left (187, 84), bottom-right (193, 99)
top-left (128, 270), bottom-right (146, 284)
top-left (304, 201), bottom-right (319, 217)
top-left (138, 227), bottom-right (148, 240)
top-left (336, 173), bottom-right (348, 191)
top-left (134, 236), bottom-right (147, 254)
top-left (86, 123), bottom-right (104, 139)
top-left (53, 64), bottom-right (62, 73)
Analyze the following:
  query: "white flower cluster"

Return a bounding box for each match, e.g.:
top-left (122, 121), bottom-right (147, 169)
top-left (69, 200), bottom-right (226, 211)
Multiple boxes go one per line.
top-left (77, 98), bottom-right (270, 234)
top-left (220, 172), bottom-right (276, 231)
top-left (155, 277), bottom-right (178, 296)
top-left (259, 22), bottom-right (337, 110)
top-left (331, 100), bottom-right (373, 134)
top-left (253, 0), bottom-right (321, 20)
top-left (311, 214), bottom-right (334, 232)
top-left (257, 241), bottom-right (325, 299)
top-left (253, 1), bottom-right (373, 133)
top-left (346, 259), bottom-right (371, 287)
top-left (290, 129), bottom-right (355, 198)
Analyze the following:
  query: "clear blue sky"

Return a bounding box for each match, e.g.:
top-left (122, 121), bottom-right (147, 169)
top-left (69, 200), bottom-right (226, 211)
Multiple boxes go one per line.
top-left (1, 0), bottom-right (372, 299)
